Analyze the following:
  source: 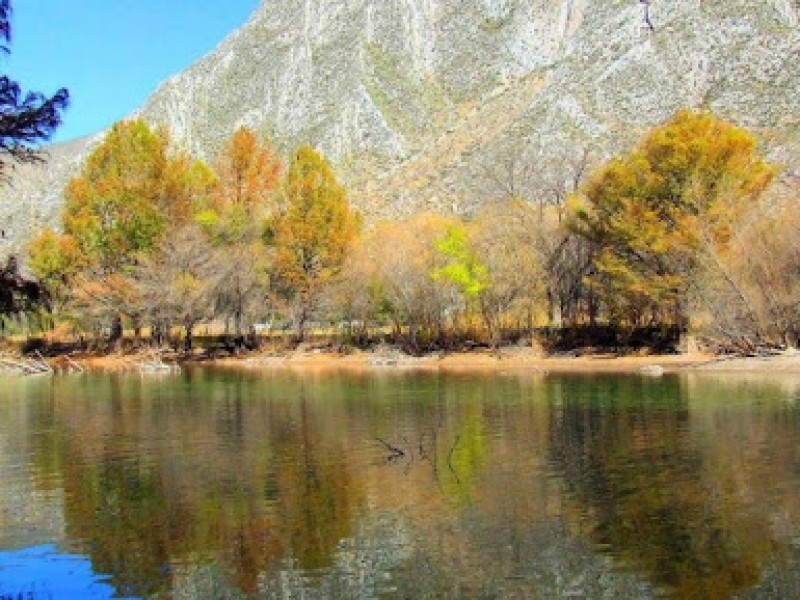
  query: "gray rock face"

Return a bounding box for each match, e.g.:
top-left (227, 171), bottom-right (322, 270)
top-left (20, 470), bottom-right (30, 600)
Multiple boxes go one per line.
top-left (0, 135), bottom-right (98, 258)
top-left (136, 0), bottom-right (582, 160)
top-left (3, 0), bottom-right (800, 253)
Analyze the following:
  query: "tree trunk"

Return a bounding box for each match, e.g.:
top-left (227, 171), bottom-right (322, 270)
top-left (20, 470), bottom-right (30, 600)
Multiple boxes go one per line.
top-left (296, 305), bottom-right (308, 343)
top-left (588, 283), bottom-right (598, 329)
top-left (109, 314), bottom-right (123, 350)
top-left (296, 288), bottom-right (312, 344)
top-left (184, 323), bottom-right (194, 352)
top-left (152, 322), bottom-right (164, 348)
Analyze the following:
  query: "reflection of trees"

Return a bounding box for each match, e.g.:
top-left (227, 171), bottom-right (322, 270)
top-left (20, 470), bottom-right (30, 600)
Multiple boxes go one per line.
top-left (17, 371), bottom-right (800, 598)
top-left (19, 370), bottom-right (510, 596)
top-left (27, 372), bottom-right (364, 597)
top-left (273, 397), bottom-right (357, 571)
top-left (547, 376), bottom-right (771, 598)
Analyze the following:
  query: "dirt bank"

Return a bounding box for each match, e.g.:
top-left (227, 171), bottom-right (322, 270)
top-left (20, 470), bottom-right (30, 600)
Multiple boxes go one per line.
top-left (27, 347), bottom-right (800, 376)
top-left (211, 348), bottom-right (717, 375)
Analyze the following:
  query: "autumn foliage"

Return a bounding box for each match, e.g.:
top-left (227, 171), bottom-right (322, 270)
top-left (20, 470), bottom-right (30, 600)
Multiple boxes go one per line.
top-left (271, 145), bottom-right (360, 340)
top-left (213, 126), bottom-right (281, 213)
top-left (21, 109), bottom-right (798, 354)
top-left (572, 110), bottom-right (775, 327)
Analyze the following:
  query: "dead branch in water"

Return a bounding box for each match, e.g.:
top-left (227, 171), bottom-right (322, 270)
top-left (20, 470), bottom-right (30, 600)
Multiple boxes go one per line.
top-left (447, 434), bottom-right (461, 484)
top-left (376, 437), bottom-right (406, 461)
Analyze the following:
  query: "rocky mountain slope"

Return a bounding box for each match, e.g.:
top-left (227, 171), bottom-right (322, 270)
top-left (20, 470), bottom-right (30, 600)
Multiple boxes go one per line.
top-left (3, 0), bottom-right (800, 255)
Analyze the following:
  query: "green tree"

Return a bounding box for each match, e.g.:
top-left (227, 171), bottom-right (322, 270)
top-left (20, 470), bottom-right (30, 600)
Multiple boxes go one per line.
top-left (571, 110), bottom-right (775, 326)
top-left (433, 224), bottom-right (488, 299)
top-left (271, 146), bottom-right (360, 341)
top-left (1, 0), bottom-right (68, 331)
top-left (433, 212), bottom-right (543, 347)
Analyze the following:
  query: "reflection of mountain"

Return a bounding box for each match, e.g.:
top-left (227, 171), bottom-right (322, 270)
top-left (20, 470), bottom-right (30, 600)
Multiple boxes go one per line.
top-left (7, 371), bottom-right (800, 597)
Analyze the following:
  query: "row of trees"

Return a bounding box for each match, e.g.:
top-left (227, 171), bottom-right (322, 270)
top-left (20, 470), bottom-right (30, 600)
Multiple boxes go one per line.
top-left (332, 110), bottom-right (793, 353)
top-left (28, 121), bottom-right (359, 349)
top-left (22, 109), bottom-right (799, 354)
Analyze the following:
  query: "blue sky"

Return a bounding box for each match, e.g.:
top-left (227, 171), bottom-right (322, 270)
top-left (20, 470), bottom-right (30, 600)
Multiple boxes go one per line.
top-left (3, 0), bottom-right (260, 143)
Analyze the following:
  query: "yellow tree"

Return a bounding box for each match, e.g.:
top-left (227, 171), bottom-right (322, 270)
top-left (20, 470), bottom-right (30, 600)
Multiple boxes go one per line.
top-left (270, 146), bottom-right (360, 341)
top-left (571, 110), bottom-right (775, 326)
top-left (332, 214), bottom-right (458, 350)
top-left (28, 119), bottom-right (215, 342)
top-left (59, 119), bottom-right (215, 271)
top-left (26, 229), bottom-right (82, 313)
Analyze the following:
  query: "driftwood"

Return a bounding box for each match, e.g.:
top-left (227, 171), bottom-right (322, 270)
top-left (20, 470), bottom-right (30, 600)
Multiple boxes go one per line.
top-left (139, 351), bottom-right (180, 374)
top-left (63, 354), bottom-right (85, 373)
top-left (0, 357), bottom-right (51, 376)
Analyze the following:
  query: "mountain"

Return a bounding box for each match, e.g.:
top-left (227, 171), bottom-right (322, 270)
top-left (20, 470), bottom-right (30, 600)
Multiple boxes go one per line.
top-left (3, 0), bottom-right (800, 255)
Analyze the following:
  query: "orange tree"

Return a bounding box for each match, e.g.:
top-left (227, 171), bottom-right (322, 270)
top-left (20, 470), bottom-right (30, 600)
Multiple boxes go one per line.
top-left (270, 146), bottom-right (360, 341)
top-left (212, 126), bottom-right (281, 213)
top-left (571, 110), bottom-right (775, 327)
top-left (201, 128), bottom-right (282, 341)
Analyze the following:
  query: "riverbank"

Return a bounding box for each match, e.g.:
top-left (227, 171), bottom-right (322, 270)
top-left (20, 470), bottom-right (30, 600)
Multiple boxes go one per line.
top-left (10, 345), bottom-right (800, 375)
top-left (215, 348), bottom-right (710, 374)
top-left (149, 347), bottom-right (800, 375)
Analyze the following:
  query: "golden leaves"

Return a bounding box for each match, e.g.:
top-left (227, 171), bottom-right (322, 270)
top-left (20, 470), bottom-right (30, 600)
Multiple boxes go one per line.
top-left (573, 109), bottom-right (776, 325)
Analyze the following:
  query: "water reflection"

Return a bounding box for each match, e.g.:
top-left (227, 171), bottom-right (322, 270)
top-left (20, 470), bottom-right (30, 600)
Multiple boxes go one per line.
top-left (1, 370), bottom-right (800, 598)
top-left (547, 377), bottom-right (767, 597)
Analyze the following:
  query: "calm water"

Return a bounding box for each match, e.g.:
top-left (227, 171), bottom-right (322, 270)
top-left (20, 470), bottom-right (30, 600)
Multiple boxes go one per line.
top-left (1, 368), bottom-right (800, 599)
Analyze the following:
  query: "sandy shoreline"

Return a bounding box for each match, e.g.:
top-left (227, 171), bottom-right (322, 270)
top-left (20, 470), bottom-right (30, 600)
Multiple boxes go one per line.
top-left (177, 349), bottom-right (800, 375)
top-left (16, 347), bottom-right (800, 375)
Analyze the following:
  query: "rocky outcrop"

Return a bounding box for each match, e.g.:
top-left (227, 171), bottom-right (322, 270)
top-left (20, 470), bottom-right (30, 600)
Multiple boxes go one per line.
top-left (0, 135), bottom-right (97, 257)
top-left (3, 0), bottom-right (800, 253)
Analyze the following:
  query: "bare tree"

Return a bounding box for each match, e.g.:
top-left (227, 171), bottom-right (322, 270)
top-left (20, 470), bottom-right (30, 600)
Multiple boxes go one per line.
top-left (207, 238), bottom-right (271, 346)
top-left (133, 226), bottom-right (216, 351)
top-left (693, 198), bottom-right (800, 352)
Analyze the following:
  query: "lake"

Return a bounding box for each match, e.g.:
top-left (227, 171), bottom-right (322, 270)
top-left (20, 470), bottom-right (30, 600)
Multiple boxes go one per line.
top-left (1, 368), bottom-right (800, 599)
